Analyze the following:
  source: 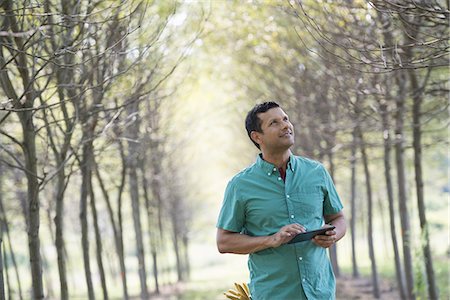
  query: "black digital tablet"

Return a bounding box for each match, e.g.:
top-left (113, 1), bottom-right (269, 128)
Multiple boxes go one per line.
top-left (287, 226), bottom-right (336, 244)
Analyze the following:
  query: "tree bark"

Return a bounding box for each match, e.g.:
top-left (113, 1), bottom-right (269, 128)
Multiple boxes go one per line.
top-left (89, 184), bottom-right (108, 300)
top-left (94, 160), bottom-right (129, 299)
top-left (79, 132), bottom-right (95, 300)
top-left (0, 193), bottom-right (23, 300)
top-left (326, 152), bottom-right (340, 277)
top-left (394, 71), bottom-right (415, 300)
top-left (2, 238), bottom-right (10, 300)
top-left (0, 1), bottom-right (44, 297)
top-left (349, 127), bottom-right (359, 278)
top-left (140, 163), bottom-right (160, 294)
top-left (378, 97), bottom-right (407, 300)
top-left (0, 170), bottom-right (5, 300)
top-left (357, 125), bottom-right (380, 298)
top-left (409, 68), bottom-right (438, 300)
top-left (126, 103), bottom-right (148, 299)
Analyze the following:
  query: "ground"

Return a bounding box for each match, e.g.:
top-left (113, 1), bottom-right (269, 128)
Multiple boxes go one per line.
top-left (145, 276), bottom-right (401, 299)
top-left (336, 276), bottom-right (400, 300)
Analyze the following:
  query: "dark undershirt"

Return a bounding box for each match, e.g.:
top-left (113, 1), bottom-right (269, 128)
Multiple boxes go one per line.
top-left (278, 167), bottom-right (286, 182)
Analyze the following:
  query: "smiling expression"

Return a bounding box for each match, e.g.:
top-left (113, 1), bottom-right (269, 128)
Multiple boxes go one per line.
top-left (251, 107), bottom-right (295, 152)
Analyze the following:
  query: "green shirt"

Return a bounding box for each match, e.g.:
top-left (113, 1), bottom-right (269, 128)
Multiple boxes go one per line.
top-left (217, 154), bottom-right (343, 300)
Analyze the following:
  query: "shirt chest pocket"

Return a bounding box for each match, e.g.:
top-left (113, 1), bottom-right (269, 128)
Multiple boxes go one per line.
top-left (290, 192), bottom-right (324, 223)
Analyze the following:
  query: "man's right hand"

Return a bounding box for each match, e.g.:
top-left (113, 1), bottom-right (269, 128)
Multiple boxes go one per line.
top-left (269, 223), bottom-right (306, 248)
top-left (217, 223), bottom-right (306, 254)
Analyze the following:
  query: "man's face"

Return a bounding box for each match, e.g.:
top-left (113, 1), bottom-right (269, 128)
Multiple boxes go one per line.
top-left (252, 107), bottom-right (295, 151)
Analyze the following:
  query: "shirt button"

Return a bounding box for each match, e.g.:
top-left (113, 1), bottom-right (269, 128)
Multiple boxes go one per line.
top-left (267, 172), bottom-right (271, 176)
top-left (286, 195), bottom-right (290, 198)
top-left (299, 257), bottom-right (303, 261)
top-left (291, 215), bottom-right (294, 219)
top-left (302, 278), bottom-right (306, 282)
top-left (273, 167), bottom-right (277, 171)
top-left (278, 177), bottom-right (282, 181)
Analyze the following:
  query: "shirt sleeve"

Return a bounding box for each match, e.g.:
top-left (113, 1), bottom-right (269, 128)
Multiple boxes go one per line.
top-left (216, 178), bottom-right (245, 233)
top-left (321, 165), bottom-right (344, 215)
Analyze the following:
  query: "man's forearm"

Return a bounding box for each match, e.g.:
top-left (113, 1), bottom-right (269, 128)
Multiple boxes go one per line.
top-left (326, 212), bottom-right (346, 242)
top-left (217, 224), bottom-right (305, 254)
top-left (217, 230), bottom-right (273, 254)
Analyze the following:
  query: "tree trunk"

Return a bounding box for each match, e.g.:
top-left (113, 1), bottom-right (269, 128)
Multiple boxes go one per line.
top-left (40, 246), bottom-right (54, 299)
top-left (0, 204), bottom-right (4, 300)
top-left (21, 112), bottom-right (44, 300)
top-left (126, 103), bottom-right (148, 299)
top-left (357, 126), bottom-right (380, 298)
top-left (80, 133), bottom-right (95, 300)
top-left (327, 152), bottom-right (340, 277)
top-left (0, 163), bottom-right (4, 299)
top-left (89, 184), bottom-right (108, 300)
top-left (349, 127), bottom-right (359, 278)
top-left (140, 163), bottom-right (160, 294)
top-left (94, 160), bottom-right (129, 299)
top-left (118, 142), bottom-right (129, 299)
top-left (410, 69), bottom-right (438, 300)
top-left (378, 97), bottom-right (407, 300)
top-left (54, 171), bottom-right (69, 300)
top-left (394, 72), bottom-right (415, 300)
top-left (182, 235), bottom-right (190, 280)
top-left (0, 1), bottom-right (44, 297)
top-left (0, 196), bottom-right (23, 300)
top-left (2, 239), bottom-right (10, 300)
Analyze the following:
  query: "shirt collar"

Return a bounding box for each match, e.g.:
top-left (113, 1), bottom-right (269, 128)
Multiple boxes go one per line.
top-left (256, 153), bottom-right (295, 176)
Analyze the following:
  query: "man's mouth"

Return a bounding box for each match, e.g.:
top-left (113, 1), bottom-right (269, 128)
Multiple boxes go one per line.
top-left (280, 131), bottom-right (292, 137)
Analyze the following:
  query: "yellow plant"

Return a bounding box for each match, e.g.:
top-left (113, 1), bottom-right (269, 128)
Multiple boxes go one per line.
top-left (224, 282), bottom-right (251, 300)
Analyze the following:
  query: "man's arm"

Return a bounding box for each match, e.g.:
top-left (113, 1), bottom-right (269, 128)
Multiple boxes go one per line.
top-left (217, 223), bottom-right (305, 254)
top-left (313, 211), bottom-right (346, 248)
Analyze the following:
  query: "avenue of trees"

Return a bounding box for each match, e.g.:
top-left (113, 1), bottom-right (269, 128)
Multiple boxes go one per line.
top-left (0, 0), bottom-right (448, 299)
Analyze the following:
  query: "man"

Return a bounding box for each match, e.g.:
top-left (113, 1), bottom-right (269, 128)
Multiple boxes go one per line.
top-left (216, 101), bottom-right (346, 299)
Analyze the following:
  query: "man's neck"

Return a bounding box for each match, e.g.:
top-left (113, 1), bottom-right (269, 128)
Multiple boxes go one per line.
top-left (261, 149), bottom-right (292, 169)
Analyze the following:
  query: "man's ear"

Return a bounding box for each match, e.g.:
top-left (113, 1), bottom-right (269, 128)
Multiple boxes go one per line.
top-left (250, 131), bottom-right (261, 147)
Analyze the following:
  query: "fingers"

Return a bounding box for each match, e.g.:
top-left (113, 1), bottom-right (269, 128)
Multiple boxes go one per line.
top-left (280, 224), bottom-right (305, 238)
top-left (313, 228), bottom-right (337, 248)
top-left (271, 223), bottom-right (306, 247)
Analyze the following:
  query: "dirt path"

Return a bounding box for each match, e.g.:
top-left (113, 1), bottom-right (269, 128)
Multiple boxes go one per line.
top-left (337, 276), bottom-right (399, 300)
top-left (139, 276), bottom-right (400, 299)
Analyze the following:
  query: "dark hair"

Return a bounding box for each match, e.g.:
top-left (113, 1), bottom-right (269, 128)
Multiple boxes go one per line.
top-left (245, 101), bottom-right (280, 149)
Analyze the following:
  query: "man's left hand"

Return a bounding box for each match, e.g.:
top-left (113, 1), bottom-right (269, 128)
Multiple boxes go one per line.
top-left (312, 227), bottom-right (337, 248)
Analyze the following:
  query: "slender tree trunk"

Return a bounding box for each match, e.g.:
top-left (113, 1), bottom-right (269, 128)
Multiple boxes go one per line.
top-left (0, 236), bottom-right (4, 300)
top-left (0, 164), bottom-right (4, 299)
top-left (94, 161), bottom-right (129, 299)
top-left (350, 127), bottom-right (359, 278)
top-left (395, 72), bottom-right (415, 300)
top-left (126, 103), bottom-right (148, 299)
top-left (0, 1), bottom-right (43, 295)
top-left (89, 185), bottom-right (108, 300)
top-left (0, 198), bottom-right (23, 300)
top-left (182, 235), bottom-right (190, 280)
top-left (410, 69), bottom-right (438, 300)
top-left (327, 152), bottom-right (340, 277)
top-left (21, 112), bottom-right (44, 300)
top-left (140, 163), bottom-right (160, 294)
top-left (40, 246), bottom-right (54, 299)
top-left (3, 240), bottom-right (11, 300)
top-left (117, 140), bottom-right (129, 299)
top-left (379, 97), bottom-right (407, 299)
top-left (80, 133), bottom-right (95, 300)
top-left (54, 171), bottom-right (68, 300)
top-left (168, 193), bottom-right (185, 282)
top-left (357, 125), bottom-right (380, 298)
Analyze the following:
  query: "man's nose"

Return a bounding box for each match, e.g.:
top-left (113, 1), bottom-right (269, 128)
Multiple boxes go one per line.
top-left (282, 120), bottom-right (290, 129)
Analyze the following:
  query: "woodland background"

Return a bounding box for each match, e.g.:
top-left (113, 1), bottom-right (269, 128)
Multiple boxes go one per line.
top-left (0, 0), bottom-right (448, 299)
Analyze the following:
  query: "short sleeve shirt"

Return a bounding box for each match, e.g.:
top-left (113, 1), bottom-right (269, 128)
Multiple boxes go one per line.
top-left (217, 154), bottom-right (343, 300)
